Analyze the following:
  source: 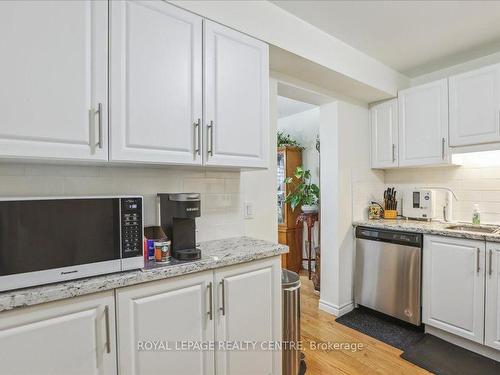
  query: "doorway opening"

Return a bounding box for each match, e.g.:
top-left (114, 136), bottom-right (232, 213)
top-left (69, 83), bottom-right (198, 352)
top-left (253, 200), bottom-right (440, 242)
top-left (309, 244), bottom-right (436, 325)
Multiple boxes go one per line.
top-left (276, 94), bottom-right (321, 290)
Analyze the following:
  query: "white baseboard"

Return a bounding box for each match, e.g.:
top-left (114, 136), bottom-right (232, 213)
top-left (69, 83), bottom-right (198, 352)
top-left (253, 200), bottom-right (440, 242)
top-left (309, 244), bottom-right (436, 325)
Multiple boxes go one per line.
top-left (319, 299), bottom-right (354, 317)
top-left (426, 325), bottom-right (500, 362)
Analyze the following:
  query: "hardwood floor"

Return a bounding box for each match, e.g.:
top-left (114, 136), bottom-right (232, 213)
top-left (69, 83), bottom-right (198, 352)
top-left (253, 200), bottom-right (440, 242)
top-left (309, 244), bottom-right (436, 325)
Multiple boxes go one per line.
top-left (299, 273), bottom-right (430, 375)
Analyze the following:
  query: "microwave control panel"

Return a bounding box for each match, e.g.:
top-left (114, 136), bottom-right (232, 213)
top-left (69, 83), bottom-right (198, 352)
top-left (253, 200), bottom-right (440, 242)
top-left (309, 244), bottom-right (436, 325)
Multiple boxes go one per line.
top-left (120, 197), bottom-right (143, 258)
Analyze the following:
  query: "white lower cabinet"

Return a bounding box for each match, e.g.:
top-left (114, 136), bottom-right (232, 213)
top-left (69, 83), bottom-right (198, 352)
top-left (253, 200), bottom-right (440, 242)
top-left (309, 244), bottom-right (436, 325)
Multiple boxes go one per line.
top-left (214, 258), bottom-right (282, 375)
top-left (486, 243), bottom-right (500, 350)
top-left (0, 258), bottom-right (282, 374)
top-left (116, 270), bottom-right (215, 375)
top-left (0, 291), bottom-right (117, 375)
top-left (423, 235), bottom-right (485, 343)
top-left (116, 256), bottom-right (282, 375)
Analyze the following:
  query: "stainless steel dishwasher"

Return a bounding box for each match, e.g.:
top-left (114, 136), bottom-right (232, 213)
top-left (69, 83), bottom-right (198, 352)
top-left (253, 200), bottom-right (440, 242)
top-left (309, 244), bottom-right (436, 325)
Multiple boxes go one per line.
top-left (354, 226), bottom-right (423, 325)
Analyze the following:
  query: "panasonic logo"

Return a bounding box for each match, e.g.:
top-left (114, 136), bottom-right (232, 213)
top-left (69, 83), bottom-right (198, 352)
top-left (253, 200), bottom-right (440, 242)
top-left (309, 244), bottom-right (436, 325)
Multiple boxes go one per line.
top-left (61, 270), bottom-right (79, 275)
top-left (186, 208), bottom-right (199, 212)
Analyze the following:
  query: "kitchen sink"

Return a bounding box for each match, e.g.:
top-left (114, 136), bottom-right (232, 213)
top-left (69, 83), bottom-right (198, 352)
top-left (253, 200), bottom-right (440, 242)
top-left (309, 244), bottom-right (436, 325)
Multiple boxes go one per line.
top-left (445, 224), bottom-right (500, 234)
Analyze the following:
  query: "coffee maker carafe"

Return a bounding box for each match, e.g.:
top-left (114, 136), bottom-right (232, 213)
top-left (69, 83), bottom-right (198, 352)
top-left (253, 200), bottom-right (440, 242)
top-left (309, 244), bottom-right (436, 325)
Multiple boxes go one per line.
top-left (158, 193), bottom-right (201, 261)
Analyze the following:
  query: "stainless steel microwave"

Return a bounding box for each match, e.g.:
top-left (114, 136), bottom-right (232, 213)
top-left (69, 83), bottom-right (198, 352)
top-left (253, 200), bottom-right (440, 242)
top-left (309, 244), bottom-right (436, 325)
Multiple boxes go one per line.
top-left (0, 196), bottom-right (144, 292)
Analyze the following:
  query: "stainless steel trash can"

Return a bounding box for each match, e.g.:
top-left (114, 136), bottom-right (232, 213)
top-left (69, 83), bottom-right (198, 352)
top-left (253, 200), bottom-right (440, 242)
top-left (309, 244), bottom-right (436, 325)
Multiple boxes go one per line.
top-left (282, 269), bottom-right (301, 375)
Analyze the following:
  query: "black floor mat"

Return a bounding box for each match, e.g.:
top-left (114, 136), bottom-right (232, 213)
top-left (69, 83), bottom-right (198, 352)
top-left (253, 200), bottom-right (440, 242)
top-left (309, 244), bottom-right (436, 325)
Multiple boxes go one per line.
top-left (335, 306), bottom-right (425, 351)
top-left (401, 334), bottom-right (500, 375)
top-left (336, 307), bottom-right (500, 374)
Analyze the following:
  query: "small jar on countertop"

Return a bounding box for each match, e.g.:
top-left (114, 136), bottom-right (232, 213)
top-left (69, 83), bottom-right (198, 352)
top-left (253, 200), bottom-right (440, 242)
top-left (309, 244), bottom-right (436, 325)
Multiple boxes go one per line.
top-left (368, 203), bottom-right (382, 220)
top-left (154, 240), bottom-right (171, 263)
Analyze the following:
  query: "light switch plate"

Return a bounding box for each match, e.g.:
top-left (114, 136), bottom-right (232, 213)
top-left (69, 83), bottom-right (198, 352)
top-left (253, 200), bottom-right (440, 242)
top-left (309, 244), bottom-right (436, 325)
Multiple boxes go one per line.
top-left (244, 201), bottom-right (253, 219)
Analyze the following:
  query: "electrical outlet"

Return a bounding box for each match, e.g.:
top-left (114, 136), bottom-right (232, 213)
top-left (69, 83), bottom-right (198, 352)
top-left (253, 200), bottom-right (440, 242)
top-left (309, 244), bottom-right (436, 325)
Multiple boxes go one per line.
top-left (244, 201), bottom-right (253, 219)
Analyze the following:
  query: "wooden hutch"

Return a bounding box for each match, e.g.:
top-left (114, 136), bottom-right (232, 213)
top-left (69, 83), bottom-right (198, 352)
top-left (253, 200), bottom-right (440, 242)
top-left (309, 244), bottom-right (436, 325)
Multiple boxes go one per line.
top-left (277, 146), bottom-right (302, 273)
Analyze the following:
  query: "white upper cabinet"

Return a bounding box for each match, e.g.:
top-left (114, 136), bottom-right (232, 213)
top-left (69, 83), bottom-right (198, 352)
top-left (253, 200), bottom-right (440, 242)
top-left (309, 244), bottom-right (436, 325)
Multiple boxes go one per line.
top-left (110, 0), bottom-right (203, 165)
top-left (0, 0), bottom-right (108, 161)
top-left (486, 243), bottom-right (500, 351)
top-left (398, 79), bottom-right (451, 167)
top-left (0, 291), bottom-right (117, 375)
top-left (370, 99), bottom-right (398, 168)
top-left (423, 236), bottom-right (485, 343)
top-left (204, 20), bottom-right (269, 168)
top-left (449, 64), bottom-right (500, 147)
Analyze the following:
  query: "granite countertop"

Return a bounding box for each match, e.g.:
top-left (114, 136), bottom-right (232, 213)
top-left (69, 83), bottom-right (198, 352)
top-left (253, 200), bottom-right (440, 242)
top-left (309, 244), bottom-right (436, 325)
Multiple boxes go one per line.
top-left (0, 236), bottom-right (288, 313)
top-left (353, 219), bottom-right (500, 243)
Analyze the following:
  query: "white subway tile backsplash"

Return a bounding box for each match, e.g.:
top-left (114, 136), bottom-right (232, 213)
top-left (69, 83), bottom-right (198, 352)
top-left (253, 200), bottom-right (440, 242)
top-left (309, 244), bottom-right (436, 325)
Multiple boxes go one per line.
top-left (0, 163), bottom-right (26, 176)
top-left (224, 179), bottom-right (241, 193)
top-left (386, 165), bottom-right (500, 224)
top-left (461, 179), bottom-right (500, 191)
top-left (203, 193), bottom-right (241, 213)
top-left (25, 164), bottom-right (100, 177)
top-left (0, 163), bottom-right (243, 241)
top-left (0, 176), bottom-right (65, 196)
top-left (183, 178), bottom-right (225, 193)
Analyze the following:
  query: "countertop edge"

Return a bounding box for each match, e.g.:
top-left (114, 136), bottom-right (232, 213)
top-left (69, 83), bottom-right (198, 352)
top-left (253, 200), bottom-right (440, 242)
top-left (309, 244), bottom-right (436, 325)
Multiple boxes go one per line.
top-left (0, 237), bottom-right (288, 313)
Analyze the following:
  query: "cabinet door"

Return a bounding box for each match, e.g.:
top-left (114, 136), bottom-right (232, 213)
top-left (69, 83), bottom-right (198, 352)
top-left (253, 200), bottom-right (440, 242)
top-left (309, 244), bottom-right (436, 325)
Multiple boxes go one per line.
top-left (110, 0), bottom-right (202, 165)
top-left (214, 257), bottom-right (282, 375)
top-left (370, 99), bottom-right (398, 168)
top-left (449, 64), bottom-right (500, 147)
top-left (116, 271), bottom-right (214, 375)
top-left (398, 80), bottom-right (450, 167)
top-left (0, 291), bottom-right (116, 375)
top-left (486, 243), bottom-right (500, 350)
top-left (204, 20), bottom-right (269, 168)
top-left (423, 235), bottom-right (485, 343)
top-left (0, 0), bottom-right (108, 161)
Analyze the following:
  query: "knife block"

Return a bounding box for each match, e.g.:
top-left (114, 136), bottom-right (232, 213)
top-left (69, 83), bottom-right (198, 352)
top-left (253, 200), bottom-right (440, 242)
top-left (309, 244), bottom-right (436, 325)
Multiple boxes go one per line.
top-left (383, 210), bottom-right (397, 219)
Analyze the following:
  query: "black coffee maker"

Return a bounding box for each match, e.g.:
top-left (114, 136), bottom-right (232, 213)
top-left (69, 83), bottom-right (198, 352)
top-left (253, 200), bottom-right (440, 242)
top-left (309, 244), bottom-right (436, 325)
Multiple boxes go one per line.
top-left (158, 193), bottom-right (201, 261)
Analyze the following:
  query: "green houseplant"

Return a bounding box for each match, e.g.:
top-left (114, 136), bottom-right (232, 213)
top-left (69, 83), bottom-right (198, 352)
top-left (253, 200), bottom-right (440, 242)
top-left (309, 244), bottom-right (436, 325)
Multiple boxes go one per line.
top-left (284, 166), bottom-right (319, 212)
top-left (277, 131), bottom-right (303, 149)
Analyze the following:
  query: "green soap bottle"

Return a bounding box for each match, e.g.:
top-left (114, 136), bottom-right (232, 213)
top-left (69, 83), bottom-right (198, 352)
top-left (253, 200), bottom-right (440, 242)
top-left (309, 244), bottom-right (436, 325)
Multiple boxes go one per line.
top-left (472, 204), bottom-right (481, 225)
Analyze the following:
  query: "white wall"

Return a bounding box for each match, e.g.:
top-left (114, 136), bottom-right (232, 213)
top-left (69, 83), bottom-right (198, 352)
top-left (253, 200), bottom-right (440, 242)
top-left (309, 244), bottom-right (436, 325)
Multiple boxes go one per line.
top-left (318, 100), bottom-right (384, 316)
top-left (241, 78), bottom-right (279, 242)
top-left (171, 1), bottom-right (409, 97)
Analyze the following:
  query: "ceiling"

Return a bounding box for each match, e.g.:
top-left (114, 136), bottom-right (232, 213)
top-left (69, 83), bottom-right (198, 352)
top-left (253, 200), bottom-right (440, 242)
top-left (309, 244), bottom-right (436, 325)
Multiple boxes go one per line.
top-left (277, 96), bottom-right (317, 119)
top-left (271, 1), bottom-right (500, 77)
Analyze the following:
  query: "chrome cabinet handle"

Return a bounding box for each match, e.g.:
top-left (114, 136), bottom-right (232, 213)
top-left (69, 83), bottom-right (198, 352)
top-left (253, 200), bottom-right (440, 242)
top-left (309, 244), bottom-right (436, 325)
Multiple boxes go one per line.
top-left (442, 138), bottom-right (445, 160)
top-left (89, 108), bottom-right (96, 154)
top-left (88, 103), bottom-right (103, 153)
top-left (104, 305), bottom-right (111, 354)
top-left (207, 282), bottom-right (213, 320)
top-left (194, 118), bottom-right (201, 156)
top-left (207, 121), bottom-right (214, 156)
top-left (97, 103), bottom-right (103, 149)
top-left (477, 248), bottom-right (481, 273)
top-left (392, 144), bottom-right (396, 163)
top-left (489, 249), bottom-right (493, 276)
top-left (220, 279), bottom-right (226, 316)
